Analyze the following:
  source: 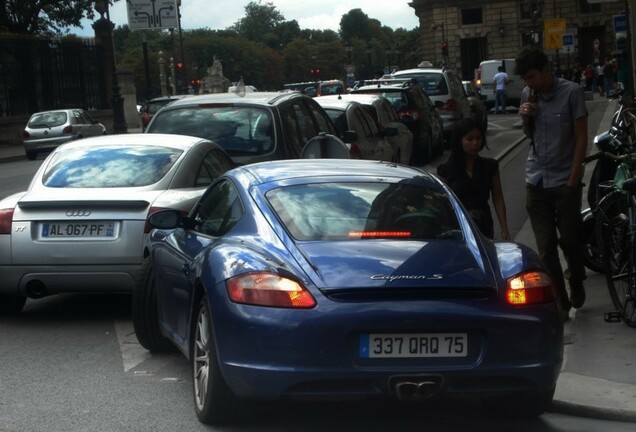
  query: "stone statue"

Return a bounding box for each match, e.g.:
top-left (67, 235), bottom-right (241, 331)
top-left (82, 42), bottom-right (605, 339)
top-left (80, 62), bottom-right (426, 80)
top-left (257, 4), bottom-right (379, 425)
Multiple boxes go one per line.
top-left (208, 56), bottom-right (223, 77)
top-left (201, 55), bottom-right (230, 94)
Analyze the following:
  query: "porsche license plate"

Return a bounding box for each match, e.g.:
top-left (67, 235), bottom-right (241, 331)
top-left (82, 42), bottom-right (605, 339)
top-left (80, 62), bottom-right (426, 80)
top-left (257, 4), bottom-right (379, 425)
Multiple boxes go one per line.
top-left (359, 333), bottom-right (467, 358)
top-left (41, 222), bottom-right (115, 238)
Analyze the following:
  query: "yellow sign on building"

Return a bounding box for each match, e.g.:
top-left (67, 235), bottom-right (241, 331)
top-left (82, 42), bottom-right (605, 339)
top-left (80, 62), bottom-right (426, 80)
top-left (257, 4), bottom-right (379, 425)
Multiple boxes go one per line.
top-left (544, 19), bottom-right (567, 49)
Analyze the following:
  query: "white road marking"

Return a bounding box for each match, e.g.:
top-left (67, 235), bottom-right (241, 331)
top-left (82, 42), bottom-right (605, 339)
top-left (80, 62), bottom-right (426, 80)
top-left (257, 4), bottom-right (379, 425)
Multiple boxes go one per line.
top-left (115, 319), bottom-right (151, 372)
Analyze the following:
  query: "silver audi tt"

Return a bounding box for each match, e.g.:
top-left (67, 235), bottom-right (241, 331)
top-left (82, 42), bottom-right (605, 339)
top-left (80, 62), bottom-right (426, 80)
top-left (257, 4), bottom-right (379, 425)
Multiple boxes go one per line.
top-left (0, 133), bottom-right (235, 314)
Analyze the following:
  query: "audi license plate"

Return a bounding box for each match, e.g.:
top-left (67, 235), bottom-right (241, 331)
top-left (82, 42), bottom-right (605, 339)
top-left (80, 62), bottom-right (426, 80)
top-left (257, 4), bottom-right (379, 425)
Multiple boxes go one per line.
top-left (359, 333), bottom-right (467, 358)
top-left (41, 222), bottom-right (115, 238)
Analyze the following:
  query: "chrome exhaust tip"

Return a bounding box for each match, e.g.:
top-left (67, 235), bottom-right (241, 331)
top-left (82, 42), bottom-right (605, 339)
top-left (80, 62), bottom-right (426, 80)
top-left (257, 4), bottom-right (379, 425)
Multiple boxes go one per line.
top-left (393, 380), bottom-right (440, 401)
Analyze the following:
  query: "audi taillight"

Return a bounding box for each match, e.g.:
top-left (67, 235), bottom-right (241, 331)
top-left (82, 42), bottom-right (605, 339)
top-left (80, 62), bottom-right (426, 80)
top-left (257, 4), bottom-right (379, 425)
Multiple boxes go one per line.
top-left (62, 125), bottom-right (73, 135)
top-left (0, 208), bottom-right (14, 235)
top-left (21, 130), bottom-right (30, 139)
top-left (226, 272), bottom-right (316, 308)
top-left (441, 99), bottom-right (458, 111)
top-left (506, 271), bottom-right (556, 305)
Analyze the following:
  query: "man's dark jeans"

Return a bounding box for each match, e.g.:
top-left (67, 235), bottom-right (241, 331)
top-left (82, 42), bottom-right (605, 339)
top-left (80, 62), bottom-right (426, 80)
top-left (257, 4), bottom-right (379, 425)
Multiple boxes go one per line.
top-left (526, 183), bottom-right (586, 310)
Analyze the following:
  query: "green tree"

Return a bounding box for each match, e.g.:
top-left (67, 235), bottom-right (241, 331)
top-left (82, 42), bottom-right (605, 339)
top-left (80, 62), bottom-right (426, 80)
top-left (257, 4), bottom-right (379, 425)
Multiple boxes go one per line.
top-left (0, 0), bottom-right (121, 35)
top-left (230, 1), bottom-right (285, 45)
top-left (339, 8), bottom-right (373, 42)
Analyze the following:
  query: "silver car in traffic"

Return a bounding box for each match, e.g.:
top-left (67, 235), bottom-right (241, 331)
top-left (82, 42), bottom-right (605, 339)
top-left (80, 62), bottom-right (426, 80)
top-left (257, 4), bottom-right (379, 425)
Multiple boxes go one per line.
top-left (0, 134), bottom-right (235, 314)
top-left (21, 109), bottom-right (107, 160)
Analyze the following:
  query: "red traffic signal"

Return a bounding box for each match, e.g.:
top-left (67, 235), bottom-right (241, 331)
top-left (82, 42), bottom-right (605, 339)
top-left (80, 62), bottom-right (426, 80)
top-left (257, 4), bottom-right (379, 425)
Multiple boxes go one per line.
top-left (310, 68), bottom-right (320, 75)
top-left (177, 62), bottom-right (183, 69)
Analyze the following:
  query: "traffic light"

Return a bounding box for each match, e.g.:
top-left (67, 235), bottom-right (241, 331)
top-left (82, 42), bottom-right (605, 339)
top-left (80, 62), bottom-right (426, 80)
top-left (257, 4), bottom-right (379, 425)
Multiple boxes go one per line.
top-left (441, 41), bottom-right (448, 57)
top-left (310, 68), bottom-right (320, 77)
top-left (176, 62), bottom-right (183, 80)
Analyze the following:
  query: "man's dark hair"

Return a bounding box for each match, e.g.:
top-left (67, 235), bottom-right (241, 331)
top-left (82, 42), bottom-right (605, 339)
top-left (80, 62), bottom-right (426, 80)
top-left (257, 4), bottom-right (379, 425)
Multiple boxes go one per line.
top-left (514, 45), bottom-right (549, 76)
top-left (497, 66), bottom-right (504, 72)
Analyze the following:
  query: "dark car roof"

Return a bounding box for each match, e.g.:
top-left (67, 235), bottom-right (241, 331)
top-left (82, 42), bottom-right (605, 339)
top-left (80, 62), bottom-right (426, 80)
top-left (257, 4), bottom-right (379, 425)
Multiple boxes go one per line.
top-left (313, 95), bottom-right (364, 110)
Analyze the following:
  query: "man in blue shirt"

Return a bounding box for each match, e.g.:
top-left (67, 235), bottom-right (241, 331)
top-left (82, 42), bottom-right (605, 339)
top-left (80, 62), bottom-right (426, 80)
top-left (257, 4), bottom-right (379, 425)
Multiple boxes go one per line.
top-left (516, 46), bottom-right (588, 321)
top-left (493, 66), bottom-right (509, 114)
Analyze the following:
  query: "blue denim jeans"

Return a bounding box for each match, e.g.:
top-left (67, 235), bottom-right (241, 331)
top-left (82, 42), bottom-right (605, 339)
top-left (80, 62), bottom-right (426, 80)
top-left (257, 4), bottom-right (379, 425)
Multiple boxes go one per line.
top-left (495, 90), bottom-right (506, 113)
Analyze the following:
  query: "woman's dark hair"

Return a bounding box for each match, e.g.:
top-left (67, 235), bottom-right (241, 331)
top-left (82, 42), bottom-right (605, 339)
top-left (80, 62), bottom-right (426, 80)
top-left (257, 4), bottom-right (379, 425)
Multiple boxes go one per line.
top-left (514, 45), bottom-right (549, 76)
top-left (447, 117), bottom-right (486, 170)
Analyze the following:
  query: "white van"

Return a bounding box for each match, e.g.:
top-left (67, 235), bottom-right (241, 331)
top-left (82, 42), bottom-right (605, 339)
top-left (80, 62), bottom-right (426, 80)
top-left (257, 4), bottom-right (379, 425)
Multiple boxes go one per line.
top-left (475, 59), bottom-right (524, 111)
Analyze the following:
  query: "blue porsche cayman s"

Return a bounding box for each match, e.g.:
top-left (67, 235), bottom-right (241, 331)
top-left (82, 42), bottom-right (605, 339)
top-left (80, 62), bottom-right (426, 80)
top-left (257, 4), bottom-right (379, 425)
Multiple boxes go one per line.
top-left (132, 159), bottom-right (563, 425)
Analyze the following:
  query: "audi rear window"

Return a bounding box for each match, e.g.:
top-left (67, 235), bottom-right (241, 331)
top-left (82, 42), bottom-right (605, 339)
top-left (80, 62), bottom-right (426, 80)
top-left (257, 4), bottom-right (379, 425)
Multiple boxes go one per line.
top-left (42, 145), bottom-right (182, 188)
top-left (266, 182), bottom-right (461, 241)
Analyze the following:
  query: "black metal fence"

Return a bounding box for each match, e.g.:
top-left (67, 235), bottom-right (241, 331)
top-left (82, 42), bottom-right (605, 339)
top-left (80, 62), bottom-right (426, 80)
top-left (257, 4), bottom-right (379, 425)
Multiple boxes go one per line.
top-left (0, 35), bottom-right (107, 117)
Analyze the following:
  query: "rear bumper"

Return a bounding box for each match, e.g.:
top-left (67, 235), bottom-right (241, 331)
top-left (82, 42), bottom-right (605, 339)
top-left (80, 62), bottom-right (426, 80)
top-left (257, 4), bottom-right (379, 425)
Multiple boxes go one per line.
top-left (0, 265), bottom-right (140, 296)
top-left (209, 295), bottom-right (564, 401)
top-left (23, 136), bottom-right (75, 152)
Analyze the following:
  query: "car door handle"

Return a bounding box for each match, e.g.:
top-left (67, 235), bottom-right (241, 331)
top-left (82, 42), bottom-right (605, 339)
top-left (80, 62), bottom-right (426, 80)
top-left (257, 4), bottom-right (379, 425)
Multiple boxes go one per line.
top-left (181, 264), bottom-right (191, 276)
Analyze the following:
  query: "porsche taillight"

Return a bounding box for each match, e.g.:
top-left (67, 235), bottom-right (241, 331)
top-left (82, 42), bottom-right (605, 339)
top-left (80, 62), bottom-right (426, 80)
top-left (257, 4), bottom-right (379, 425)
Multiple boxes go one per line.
top-left (226, 272), bottom-right (316, 308)
top-left (506, 271), bottom-right (556, 305)
top-left (0, 208), bottom-right (14, 235)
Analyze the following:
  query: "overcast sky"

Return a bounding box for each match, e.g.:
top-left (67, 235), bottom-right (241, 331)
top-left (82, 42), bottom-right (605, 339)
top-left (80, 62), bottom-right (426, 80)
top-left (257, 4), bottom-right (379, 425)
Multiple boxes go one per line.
top-left (74, 0), bottom-right (419, 36)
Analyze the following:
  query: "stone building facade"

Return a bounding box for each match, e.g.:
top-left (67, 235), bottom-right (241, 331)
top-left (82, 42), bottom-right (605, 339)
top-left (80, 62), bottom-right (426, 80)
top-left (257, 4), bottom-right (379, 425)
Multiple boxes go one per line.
top-left (409, 0), bottom-right (629, 81)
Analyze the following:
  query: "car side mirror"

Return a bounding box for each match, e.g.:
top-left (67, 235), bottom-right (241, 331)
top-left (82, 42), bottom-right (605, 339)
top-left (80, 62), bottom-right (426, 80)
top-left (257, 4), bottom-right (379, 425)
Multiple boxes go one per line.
top-left (342, 130), bottom-right (358, 143)
top-left (400, 114), bottom-right (415, 124)
top-left (148, 209), bottom-right (183, 229)
top-left (384, 126), bottom-right (399, 137)
top-left (301, 133), bottom-right (350, 159)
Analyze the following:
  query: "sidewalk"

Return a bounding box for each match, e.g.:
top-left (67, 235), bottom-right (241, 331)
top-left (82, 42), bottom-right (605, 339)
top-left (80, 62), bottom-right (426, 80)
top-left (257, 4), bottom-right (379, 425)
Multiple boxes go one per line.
top-left (2, 111), bottom-right (636, 422)
top-left (427, 98), bottom-right (636, 422)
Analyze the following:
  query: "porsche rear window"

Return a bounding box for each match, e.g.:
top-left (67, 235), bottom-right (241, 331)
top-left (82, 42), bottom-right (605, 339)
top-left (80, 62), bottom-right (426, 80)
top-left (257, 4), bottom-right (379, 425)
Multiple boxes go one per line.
top-left (42, 146), bottom-right (182, 188)
top-left (266, 182), bottom-right (461, 241)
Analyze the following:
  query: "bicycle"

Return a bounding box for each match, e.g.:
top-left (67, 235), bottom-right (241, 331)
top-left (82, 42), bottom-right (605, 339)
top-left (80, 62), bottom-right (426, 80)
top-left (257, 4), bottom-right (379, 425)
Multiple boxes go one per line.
top-left (596, 173), bottom-right (636, 327)
top-left (582, 86), bottom-right (636, 273)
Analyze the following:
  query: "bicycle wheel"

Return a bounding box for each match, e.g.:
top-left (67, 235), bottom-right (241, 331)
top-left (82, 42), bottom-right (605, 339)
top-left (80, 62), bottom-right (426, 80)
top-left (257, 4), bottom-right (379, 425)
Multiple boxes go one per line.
top-left (596, 190), bottom-right (632, 311)
top-left (623, 288), bottom-right (636, 327)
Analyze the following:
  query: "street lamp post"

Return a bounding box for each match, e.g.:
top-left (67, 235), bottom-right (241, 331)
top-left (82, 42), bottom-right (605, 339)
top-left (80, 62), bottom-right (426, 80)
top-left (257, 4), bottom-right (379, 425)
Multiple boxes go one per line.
top-left (93, 0), bottom-right (127, 134)
top-left (346, 41), bottom-right (353, 64)
top-left (366, 43), bottom-right (372, 79)
top-left (431, 22), bottom-right (447, 66)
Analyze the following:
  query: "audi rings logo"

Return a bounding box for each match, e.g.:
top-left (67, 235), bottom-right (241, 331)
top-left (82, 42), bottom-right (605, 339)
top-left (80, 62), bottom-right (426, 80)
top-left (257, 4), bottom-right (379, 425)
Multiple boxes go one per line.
top-left (66, 209), bottom-right (92, 217)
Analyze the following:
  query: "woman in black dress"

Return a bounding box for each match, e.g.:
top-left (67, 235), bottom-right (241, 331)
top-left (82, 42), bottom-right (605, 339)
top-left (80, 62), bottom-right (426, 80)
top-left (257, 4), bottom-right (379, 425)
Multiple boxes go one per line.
top-left (436, 118), bottom-right (510, 240)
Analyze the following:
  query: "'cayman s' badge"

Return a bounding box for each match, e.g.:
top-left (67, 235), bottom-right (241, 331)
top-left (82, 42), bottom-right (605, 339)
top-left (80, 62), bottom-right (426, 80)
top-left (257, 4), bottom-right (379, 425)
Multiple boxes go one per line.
top-left (371, 274), bottom-right (443, 282)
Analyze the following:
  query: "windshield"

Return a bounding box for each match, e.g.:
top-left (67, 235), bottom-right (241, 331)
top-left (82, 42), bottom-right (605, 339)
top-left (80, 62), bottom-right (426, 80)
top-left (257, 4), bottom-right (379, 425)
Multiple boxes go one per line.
top-left (148, 106), bottom-right (274, 157)
top-left (266, 182), bottom-right (461, 241)
top-left (42, 145), bottom-right (182, 188)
